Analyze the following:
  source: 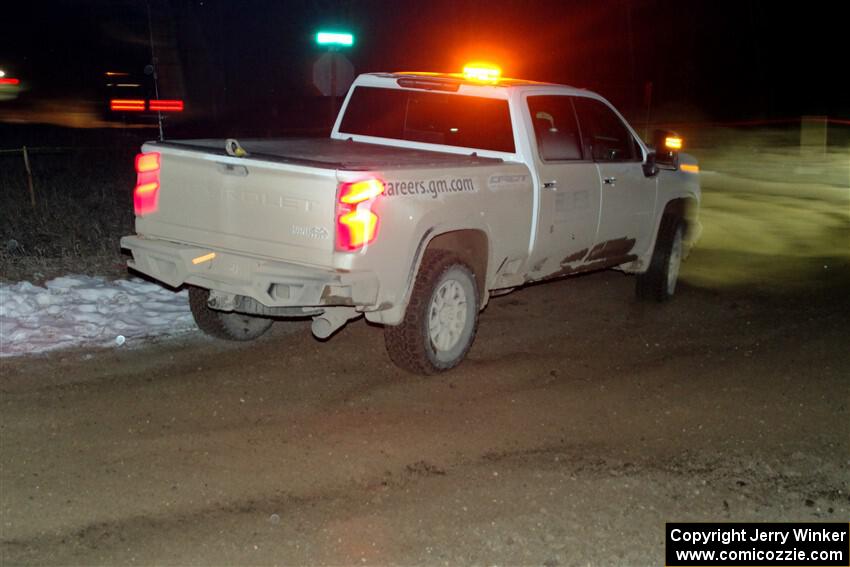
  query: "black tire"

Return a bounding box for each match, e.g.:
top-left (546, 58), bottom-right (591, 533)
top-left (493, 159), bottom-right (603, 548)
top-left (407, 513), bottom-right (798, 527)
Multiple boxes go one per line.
top-left (636, 215), bottom-right (684, 302)
top-left (188, 287), bottom-right (274, 341)
top-left (384, 250), bottom-right (480, 375)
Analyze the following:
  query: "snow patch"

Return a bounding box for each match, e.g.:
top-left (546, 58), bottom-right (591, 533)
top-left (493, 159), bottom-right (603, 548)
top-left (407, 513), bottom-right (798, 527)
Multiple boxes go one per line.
top-left (0, 276), bottom-right (196, 357)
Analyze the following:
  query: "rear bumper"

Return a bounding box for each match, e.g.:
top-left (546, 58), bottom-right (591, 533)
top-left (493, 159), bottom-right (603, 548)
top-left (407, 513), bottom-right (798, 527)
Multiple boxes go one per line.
top-left (121, 235), bottom-right (380, 308)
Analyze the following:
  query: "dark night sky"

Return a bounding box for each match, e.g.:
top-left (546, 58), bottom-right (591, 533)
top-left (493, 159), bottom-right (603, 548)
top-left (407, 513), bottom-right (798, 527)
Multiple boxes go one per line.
top-left (2, 0), bottom-right (847, 134)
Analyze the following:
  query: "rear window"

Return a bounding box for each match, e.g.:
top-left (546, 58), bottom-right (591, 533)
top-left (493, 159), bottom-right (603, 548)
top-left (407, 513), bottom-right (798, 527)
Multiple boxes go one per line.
top-left (339, 86), bottom-right (515, 153)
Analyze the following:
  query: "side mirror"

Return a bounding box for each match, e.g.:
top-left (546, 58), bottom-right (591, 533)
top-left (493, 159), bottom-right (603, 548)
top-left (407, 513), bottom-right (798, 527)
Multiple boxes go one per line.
top-left (642, 151), bottom-right (658, 177)
top-left (652, 129), bottom-right (682, 169)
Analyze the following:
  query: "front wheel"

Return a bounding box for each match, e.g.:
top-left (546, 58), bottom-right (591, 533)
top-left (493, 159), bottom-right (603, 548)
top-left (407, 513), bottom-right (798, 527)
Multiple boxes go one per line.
top-left (384, 251), bottom-right (480, 375)
top-left (636, 216), bottom-right (684, 302)
top-left (188, 287), bottom-right (274, 341)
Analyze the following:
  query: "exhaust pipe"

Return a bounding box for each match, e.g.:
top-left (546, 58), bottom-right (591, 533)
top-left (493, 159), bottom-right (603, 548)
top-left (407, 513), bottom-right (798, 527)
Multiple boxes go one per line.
top-left (311, 307), bottom-right (359, 339)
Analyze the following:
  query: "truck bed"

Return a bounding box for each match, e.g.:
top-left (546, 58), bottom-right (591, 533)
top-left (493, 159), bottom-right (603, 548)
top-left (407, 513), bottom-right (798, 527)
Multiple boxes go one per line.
top-left (157, 137), bottom-right (503, 171)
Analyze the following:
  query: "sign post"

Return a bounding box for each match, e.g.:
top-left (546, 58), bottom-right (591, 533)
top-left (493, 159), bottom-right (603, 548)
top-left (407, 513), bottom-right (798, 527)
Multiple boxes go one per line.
top-left (313, 31), bottom-right (355, 128)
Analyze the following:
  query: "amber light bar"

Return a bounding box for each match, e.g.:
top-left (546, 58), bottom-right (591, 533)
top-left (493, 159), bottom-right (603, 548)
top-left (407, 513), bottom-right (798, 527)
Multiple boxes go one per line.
top-left (462, 62), bottom-right (502, 83)
top-left (149, 99), bottom-right (184, 112)
top-left (110, 99), bottom-right (145, 111)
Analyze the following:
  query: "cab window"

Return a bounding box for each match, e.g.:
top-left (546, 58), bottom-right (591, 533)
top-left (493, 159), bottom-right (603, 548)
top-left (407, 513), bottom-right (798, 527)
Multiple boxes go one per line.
top-left (573, 97), bottom-right (640, 162)
top-left (527, 95), bottom-right (583, 161)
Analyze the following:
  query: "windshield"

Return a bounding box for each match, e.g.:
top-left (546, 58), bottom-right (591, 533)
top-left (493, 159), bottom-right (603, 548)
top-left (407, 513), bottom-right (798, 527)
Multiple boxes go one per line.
top-left (339, 86), bottom-right (515, 153)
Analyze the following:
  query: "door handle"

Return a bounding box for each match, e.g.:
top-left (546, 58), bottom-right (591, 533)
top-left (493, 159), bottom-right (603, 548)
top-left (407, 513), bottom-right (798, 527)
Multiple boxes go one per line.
top-left (543, 180), bottom-right (558, 190)
top-left (603, 176), bottom-right (617, 185)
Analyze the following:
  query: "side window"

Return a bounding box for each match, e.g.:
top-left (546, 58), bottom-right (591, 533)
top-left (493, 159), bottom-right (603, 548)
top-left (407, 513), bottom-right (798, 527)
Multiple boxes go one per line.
top-left (633, 137), bottom-right (644, 161)
top-left (573, 97), bottom-right (639, 162)
top-left (527, 95), bottom-right (583, 161)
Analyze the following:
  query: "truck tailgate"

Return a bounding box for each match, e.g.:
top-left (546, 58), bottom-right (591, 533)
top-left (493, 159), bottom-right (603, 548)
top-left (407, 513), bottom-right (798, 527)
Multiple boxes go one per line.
top-left (135, 144), bottom-right (339, 267)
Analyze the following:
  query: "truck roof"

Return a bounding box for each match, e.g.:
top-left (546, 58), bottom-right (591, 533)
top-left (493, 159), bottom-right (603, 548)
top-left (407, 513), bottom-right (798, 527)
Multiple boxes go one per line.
top-left (363, 72), bottom-right (578, 90)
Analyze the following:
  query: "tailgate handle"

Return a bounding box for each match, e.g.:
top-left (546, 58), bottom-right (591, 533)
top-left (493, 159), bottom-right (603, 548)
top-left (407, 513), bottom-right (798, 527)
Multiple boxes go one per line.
top-left (216, 163), bottom-right (249, 177)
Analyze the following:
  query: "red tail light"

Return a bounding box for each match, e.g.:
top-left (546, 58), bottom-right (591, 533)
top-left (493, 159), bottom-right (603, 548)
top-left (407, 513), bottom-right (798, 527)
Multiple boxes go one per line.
top-left (0, 78), bottom-right (20, 85)
top-left (149, 99), bottom-right (184, 112)
top-left (336, 178), bottom-right (385, 251)
top-left (135, 152), bottom-right (160, 172)
top-left (134, 152), bottom-right (161, 215)
top-left (111, 99), bottom-right (145, 111)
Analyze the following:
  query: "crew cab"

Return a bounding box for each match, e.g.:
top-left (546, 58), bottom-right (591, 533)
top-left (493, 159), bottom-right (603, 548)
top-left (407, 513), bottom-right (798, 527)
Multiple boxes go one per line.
top-left (121, 65), bottom-right (701, 374)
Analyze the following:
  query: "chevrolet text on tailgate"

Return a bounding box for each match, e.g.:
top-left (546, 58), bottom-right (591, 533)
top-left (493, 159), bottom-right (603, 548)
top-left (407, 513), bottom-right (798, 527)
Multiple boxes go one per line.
top-left (121, 64), bottom-right (701, 375)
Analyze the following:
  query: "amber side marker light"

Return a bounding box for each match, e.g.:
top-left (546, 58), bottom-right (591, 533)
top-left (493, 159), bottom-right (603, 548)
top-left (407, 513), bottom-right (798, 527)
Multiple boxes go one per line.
top-left (192, 252), bottom-right (216, 265)
top-left (680, 164), bottom-right (700, 174)
top-left (462, 63), bottom-right (501, 83)
top-left (665, 136), bottom-right (683, 150)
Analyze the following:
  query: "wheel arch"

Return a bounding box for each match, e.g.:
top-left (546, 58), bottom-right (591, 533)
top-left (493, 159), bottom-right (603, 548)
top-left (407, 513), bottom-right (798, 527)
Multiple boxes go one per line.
top-left (425, 229), bottom-right (489, 302)
top-left (366, 227), bottom-right (491, 326)
top-left (631, 197), bottom-right (698, 274)
top-left (661, 197), bottom-right (698, 240)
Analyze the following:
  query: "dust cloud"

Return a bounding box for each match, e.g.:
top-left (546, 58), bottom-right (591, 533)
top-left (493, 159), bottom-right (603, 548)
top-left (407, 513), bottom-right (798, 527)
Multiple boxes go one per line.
top-left (680, 126), bottom-right (850, 292)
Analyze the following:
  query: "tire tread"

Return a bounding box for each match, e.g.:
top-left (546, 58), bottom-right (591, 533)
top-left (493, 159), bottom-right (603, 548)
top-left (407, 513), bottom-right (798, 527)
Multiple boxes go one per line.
top-left (384, 250), bottom-right (478, 375)
top-left (636, 215), bottom-right (682, 302)
top-left (188, 287), bottom-right (272, 341)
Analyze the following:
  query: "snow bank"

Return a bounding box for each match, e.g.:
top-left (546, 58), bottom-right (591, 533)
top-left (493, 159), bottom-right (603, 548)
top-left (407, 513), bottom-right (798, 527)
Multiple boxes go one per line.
top-left (0, 276), bottom-right (196, 357)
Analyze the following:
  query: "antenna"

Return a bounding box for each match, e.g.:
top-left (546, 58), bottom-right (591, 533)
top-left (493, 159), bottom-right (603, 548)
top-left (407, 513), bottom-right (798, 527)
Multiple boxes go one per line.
top-left (146, 0), bottom-right (164, 141)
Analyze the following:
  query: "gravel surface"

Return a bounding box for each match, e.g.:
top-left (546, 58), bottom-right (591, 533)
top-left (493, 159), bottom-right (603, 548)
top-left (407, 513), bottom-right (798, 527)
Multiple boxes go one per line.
top-left (2, 265), bottom-right (848, 565)
top-left (1, 129), bottom-right (848, 565)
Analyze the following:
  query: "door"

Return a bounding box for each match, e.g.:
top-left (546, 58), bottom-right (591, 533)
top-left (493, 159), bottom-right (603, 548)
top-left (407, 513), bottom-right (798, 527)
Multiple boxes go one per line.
top-left (526, 95), bottom-right (602, 278)
top-left (573, 96), bottom-right (657, 263)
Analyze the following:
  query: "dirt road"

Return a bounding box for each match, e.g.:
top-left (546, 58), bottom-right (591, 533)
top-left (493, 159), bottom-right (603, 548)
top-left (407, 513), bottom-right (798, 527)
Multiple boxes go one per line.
top-left (3, 132), bottom-right (850, 565)
top-left (2, 257), bottom-right (848, 565)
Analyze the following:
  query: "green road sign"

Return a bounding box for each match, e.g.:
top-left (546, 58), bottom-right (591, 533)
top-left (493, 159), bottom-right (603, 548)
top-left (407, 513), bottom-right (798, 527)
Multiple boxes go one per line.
top-left (316, 31), bottom-right (354, 47)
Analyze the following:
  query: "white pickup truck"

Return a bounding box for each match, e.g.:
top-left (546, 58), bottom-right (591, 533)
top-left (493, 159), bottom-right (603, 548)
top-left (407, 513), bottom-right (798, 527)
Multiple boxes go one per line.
top-left (121, 67), bottom-right (701, 374)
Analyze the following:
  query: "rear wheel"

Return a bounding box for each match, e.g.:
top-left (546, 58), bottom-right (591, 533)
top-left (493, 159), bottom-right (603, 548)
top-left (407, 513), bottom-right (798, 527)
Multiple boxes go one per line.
top-left (385, 251), bottom-right (479, 375)
top-left (188, 287), bottom-right (273, 341)
top-left (636, 216), bottom-right (684, 302)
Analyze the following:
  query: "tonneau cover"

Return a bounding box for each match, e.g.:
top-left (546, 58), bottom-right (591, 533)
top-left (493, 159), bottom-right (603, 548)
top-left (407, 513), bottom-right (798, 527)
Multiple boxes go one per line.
top-left (155, 137), bottom-right (503, 170)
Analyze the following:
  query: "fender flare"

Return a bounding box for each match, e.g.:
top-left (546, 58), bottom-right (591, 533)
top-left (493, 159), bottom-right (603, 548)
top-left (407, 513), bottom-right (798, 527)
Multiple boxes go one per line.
top-left (366, 222), bottom-right (493, 325)
top-left (639, 197), bottom-right (699, 270)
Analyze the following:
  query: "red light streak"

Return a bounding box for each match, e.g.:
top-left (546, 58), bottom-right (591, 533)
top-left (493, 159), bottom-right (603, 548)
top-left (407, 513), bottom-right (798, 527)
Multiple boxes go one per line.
top-left (110, 99), bottom-right (145, 112)
top-left (149, 99), bottom-right (184, 112)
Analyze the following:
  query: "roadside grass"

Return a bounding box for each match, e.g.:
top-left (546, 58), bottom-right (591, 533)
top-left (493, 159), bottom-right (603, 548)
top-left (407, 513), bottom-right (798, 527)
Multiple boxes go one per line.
top-left (0, 147), bottom-right (137, 283)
